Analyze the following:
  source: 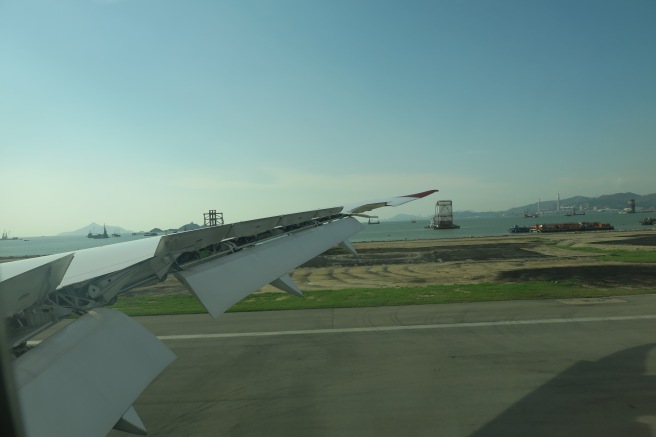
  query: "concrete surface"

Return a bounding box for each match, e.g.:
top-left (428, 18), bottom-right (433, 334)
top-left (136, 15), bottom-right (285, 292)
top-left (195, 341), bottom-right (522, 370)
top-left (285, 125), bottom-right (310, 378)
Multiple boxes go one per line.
top-left (108, 296), bottom-right (656, 436)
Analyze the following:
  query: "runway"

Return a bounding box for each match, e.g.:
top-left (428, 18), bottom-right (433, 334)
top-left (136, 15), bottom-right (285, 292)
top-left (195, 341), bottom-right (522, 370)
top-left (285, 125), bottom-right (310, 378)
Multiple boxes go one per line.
top-left (109, 295), bottom-right (656, 436)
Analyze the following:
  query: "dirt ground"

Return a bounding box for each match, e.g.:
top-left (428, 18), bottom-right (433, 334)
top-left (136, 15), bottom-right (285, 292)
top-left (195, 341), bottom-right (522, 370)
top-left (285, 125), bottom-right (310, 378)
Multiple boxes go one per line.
top-left (126, 229), bottom-right (656, 295)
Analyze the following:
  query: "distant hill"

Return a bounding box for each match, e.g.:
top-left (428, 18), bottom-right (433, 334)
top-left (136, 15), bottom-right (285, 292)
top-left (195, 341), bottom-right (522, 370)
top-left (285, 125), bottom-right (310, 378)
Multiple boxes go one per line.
top-left (58, 223), bottom-right (135, 236)
top-left (176, 222), bottom-right (201, 232)
top-left (59, 221), bottom-right (203, 236)
top-left (507, 192), bottom-right (656, 214)
top-left (386, 192), bottom-right (656, 222)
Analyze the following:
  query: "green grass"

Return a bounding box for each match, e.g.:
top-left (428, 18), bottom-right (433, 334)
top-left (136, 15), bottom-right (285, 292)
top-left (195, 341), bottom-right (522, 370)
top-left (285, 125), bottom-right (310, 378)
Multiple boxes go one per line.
top-left (110, 281), bottom-right (656, 317)
top-left (108, 241), bottom-right (656, 317)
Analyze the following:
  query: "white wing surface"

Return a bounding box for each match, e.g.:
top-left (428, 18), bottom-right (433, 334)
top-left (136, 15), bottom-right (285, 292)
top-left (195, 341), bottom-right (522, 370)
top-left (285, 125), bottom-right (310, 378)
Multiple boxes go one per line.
top-left (0, 190), bottom-right (436, 437)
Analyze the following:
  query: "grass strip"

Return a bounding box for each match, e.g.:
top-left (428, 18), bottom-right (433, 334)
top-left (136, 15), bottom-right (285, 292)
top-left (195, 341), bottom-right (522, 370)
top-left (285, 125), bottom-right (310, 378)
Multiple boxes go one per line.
top-left (110, 281), bottom-right (655, 317)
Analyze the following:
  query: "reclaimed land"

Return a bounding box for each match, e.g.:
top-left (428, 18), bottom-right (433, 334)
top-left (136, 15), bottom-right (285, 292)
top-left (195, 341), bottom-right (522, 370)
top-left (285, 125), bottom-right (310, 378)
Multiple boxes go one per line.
top-left (108, 230), bottom-right (656, 316)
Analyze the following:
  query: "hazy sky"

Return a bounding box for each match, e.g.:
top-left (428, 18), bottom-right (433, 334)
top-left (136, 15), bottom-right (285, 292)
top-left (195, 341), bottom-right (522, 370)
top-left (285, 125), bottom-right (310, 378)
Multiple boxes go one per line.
top-left (1, 0), bottom-right (655, 236)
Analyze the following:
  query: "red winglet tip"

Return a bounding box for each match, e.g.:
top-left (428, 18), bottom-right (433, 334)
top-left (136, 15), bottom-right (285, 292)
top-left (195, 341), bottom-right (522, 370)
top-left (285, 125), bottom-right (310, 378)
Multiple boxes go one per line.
top-left (404, 189), bottom-right (439, 199)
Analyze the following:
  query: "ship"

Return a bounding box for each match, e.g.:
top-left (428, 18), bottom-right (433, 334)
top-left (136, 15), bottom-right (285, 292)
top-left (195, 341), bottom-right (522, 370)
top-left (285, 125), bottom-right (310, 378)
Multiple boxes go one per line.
top-left (640, 217), bottom-right (656, 226)
top-left (530, 222), bottom-right (614, 233)
top-left (523, 210), bottom-right (539, 218)
top-left (87, 225), bottom-right (110, 239)
top-left (508, 225), bottom-right (531, 233)
top-left (2, 230), bottom-right (18, 240)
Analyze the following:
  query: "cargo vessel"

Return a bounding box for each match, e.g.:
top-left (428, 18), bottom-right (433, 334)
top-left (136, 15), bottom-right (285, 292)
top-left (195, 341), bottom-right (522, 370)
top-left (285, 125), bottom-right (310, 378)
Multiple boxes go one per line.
top-left (530, 222), bottom-right (614, 233)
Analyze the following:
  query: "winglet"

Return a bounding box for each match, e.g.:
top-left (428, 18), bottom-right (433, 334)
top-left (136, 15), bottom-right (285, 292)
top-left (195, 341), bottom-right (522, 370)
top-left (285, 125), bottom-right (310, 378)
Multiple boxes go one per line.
top-left (402, 189), bottom-right (439, 198)
top-left (342, 189), bottom-right (438, 215)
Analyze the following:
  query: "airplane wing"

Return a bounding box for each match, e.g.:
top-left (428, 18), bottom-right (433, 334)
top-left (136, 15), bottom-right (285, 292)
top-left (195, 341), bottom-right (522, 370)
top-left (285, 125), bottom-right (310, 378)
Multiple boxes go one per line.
top-left (0, 189), bottom-right (437, 437)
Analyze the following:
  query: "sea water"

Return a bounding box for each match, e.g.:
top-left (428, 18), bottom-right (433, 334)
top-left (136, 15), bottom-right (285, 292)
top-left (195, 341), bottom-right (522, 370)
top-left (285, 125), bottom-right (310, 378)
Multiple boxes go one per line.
top-left (353, 212), bottom-right (653, 242)
top-left (1, 212), bottom-right (653, 258)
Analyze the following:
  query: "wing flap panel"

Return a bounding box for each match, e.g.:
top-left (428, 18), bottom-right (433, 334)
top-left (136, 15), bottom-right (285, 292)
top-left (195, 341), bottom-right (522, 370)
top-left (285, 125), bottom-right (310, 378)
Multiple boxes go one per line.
top-left (156, 225), bottom-right (232, 256)
top-left (175, 217), bottom-right (363, 318)
top-left (226, 216), bottom-right (283, 239)
top-left (15, 308), bottom-right (175, 437)
top-left (56, 238), bottom-right (162, 289)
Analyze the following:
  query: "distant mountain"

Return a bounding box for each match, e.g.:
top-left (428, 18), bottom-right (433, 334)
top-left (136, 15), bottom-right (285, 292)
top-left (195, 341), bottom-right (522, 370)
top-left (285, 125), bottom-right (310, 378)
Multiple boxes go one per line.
top-left (57, 223), bottom-right (135, 236)
top-left (507, 192), bottom-right (656, 214)
top-left (58, 221), bottom-right (207, 237)
top-left (177, 222), bottom-right (201, 232)
top-left (385, 192), bottom-right (656, 221)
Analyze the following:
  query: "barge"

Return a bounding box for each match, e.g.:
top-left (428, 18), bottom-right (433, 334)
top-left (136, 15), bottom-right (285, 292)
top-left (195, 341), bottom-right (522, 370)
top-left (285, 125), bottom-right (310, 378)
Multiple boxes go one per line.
top-left (531, 222), bottom-right (614, 233)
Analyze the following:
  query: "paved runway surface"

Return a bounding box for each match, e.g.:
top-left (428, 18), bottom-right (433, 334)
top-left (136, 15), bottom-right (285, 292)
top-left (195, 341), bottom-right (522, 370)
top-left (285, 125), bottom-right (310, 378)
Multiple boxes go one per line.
top-left (108, 296), bottom-right (656, 437)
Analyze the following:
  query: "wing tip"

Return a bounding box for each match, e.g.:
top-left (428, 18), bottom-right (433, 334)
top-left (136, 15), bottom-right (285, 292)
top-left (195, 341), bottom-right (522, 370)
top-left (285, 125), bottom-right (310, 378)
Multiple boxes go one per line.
top-left (403, 189), bottom-right (439, 199)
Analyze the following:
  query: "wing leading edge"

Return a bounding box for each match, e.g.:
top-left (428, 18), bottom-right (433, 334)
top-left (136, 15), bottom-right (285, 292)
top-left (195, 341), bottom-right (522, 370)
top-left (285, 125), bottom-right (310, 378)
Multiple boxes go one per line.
top-left (0, 190), bottom-right (437, 437)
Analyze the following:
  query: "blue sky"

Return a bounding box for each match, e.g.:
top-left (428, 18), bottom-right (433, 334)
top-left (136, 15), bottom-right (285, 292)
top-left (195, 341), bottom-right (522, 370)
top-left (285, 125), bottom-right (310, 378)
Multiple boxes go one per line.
top-left (1, 0), bottom-right (655, 236)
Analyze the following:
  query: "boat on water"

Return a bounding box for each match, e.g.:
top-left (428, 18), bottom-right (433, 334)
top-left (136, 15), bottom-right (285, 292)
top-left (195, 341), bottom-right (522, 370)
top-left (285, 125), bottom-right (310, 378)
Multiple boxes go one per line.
top-left (640, 217), bottom-right (656, 226)
top-left (531, 222), bottom-right (614, 233)
top-left (427, 218), bottom-right (460, 229)
top-left (509, 225), bottom-right (531, 233)
top-left (87, 225), bottom-right (109, 239)
top-left (368, 217), bottom-right (380, 224)
top-left (2, 230), bottom-right (19, 240)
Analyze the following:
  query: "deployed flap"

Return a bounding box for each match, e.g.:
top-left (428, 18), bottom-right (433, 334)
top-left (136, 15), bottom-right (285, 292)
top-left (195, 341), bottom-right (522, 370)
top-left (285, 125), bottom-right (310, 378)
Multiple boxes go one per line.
top-left (271, 274), bottom-right (304, 297)
top-left (175, 217), bottom-right (363, 318)
top-left (14, 308), bottom-right (175, 437)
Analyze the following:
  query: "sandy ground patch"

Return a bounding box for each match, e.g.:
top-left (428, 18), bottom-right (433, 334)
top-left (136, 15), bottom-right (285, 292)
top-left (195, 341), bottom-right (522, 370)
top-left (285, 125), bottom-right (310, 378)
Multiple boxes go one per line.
top-left (2, 230), bottom-right (654, 296)
top-left (123, 230), bottom-right (656, 295)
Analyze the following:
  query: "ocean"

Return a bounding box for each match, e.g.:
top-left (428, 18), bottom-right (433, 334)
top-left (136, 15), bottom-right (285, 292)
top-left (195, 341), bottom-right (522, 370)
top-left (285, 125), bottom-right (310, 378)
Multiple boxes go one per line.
top-left (1, 212), bottom-right (653, 258)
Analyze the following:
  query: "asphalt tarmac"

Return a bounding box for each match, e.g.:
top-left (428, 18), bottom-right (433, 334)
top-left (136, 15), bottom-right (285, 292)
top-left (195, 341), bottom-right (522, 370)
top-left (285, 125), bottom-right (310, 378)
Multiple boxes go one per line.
top-left (109, 296), bottom-right (656, 437)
